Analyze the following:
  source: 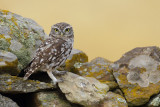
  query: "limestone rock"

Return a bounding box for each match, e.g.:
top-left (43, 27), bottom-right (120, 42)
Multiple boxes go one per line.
top-left (104, 81), bottom-right (118, 90)
top-left (73, 57), bottom-right (117, 90)
top-left (112, 89), bottom-right (124, 97)
top-left (0, 50), bottom-right (19, 76)
top-left (0, 94), bottom-right (19, 107)
top-left (65, 49), bottom-right (88, 74)
top-left (112, 46), bottom-right (160, 106)
top-left (33, 91), bottom-right (72, 107)
top-left (0, 10), bottom-right (46, 70)
top-left (58, 72), bottom-right (109, 106)
top-left (0, 74), bottom-right (55, 93)
top-left (82, 57), bottom-right (114, 81)
top-left (98, 92), bottom-right (128, 107)
top-left (147, 93), bottom-right (160, 107)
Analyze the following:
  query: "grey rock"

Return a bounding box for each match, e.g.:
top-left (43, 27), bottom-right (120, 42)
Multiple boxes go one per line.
top-left (33, 91), bottom-right (72, 107)
top-left (147, 93), bottom-right (160, 107)
top-left (113, 46), bottom-right (160, 106)
top-left (112, 89), bottom-right (124, 97)
top-left (0, 50), bottom-right (19, 76)
top-left (65, 49), bottom-right (88, 74)
top-left (69, 57), bottom-right (117, 90)
top-left (58, 72), bottom-right (109, 106)
top-left (0, 74), bottom-right (55, 93)
top-left (98, 92), bottom-right (128, 107)
top-left (0, 10), bottom-right (46, 70)
top-left (0, 94), bottom-right (19, 107)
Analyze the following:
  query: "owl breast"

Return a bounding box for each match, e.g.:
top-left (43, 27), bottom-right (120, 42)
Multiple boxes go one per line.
top-left (40, 38), bottom-right (73, 71)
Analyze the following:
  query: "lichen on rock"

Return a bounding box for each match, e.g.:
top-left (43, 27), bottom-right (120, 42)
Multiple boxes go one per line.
top-left (0, 94), bottom-right (19, 107)
top-left (65, 49), bottom-right (88, 74)
top-left (0, 50), bottom-right (19, 75)
top-left (147, 93), bottom-right (160, 107)
top-left (0, 9), bottom-right (46, 70)
top-left (33, 91), bottom-right (72, 107)
top-left (58, 72), bottom-right (109, 106)
top-left (0, 74), bottom-right (55, 93)
top-left (98, 92), bottom-right (128, 107)
top-left (113, 46), bottom-right (160, 106)
top-left (68, 57), bottom-right (118, 90)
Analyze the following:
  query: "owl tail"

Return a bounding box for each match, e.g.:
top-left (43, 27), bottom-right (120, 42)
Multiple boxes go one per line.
top-left (18, 60), bottom-right (37, 80)
top-left (23, 67), bottom-right (37, 80)
top-left (18, 60), bottom-right (33, 77)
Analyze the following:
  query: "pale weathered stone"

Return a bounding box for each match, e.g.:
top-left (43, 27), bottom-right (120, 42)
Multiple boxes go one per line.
top-left (0, 94), bottom-right (19, 107)
top-left (112, 46), bottom-right (160, 106)
top-left (33, 91), bottom-right (72, 107)
top-left (0, 10), bottom-right (46, 70)
top-left (147, 93), bottom-right (160, 107)
top-left (65, 49), bottom-right (88, 74)
top-left (0, 50), bottom-right (19, 75)
top-left (0, 74), bottom-right (55, 93)
top-left (71, 57), bottom-right (117, 90)
top-left (58, 72), bottom-right (109, 106)
top-left (98, 92), bottom-right (128, 107)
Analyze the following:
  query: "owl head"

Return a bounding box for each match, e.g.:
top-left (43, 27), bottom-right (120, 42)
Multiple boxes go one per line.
top-left (49, 22), bottom-right (74, 40)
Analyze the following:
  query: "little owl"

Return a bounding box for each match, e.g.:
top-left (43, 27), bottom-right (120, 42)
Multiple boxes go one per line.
top-left (19, 22), bottom-right (74, 84)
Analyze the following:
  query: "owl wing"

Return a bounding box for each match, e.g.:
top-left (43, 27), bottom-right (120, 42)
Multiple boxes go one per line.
top-left (18, 38), bottom-right (67, 80)
top-left (34, 38), bottom-right (67, 64)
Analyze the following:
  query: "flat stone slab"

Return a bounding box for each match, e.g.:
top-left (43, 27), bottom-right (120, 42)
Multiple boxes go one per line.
top-left (0, 94), bottom-right (19, 107)
top-left (58, 72), bottom-right (109, 106)
top-left (33, 91), bottom-right (72, 107)
top-left (99, 92), bottom-right (128, 107)
top-left (0, 50), bottom-right (19, 75)
top-left (0, 74), bottom-right (55, 93)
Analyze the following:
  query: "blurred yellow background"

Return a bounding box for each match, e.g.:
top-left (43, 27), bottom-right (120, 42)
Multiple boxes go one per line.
top-left (1, 0), bottom-right (160, 61)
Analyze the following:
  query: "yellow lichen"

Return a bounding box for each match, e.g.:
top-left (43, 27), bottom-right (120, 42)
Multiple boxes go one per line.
top-left (65, 52), bottom-right (88, 72)
top-left (139, 67), bottom-right (146, 73)
top-left (117, 67), bottom-right (160, 105)
top-left (5, 38), bottom-right (11, 44)
top-left (1, 10), bottom-right (9, 15)
top-left (0, 34), bottom-right (11, 44)
top-left (157, 65), bottom-right (160, 70)
top-left (0, 34), bottom-right (5, 38)
top-left (11, 16), bottom-right (18, 26)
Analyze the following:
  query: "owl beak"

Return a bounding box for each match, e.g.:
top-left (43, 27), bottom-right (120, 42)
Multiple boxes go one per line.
top-left (61, 32), bottom-right (63, 36)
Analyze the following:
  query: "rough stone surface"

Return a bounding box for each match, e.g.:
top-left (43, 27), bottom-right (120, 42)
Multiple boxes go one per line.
top-left (0, 74), bottom-right (55, 93)
top-left (98, 92), bottom-right (128, 107)
top-left (65, 49), bottom-right (88, 74)
top-left (147, 93), bottom-right (160, 107)
top-left (0, 10), bottom-right (46, 70)
top-left (33, 91), bottom-right (72, 107)
top-left (81, 57), bottom-right (114, 81)
top-left (112, 46), bottom-right (160, 106)
top-left (72, 57), bottom-right (117, 90)
top-left (0, 94), bottom-right (19, 107)
top-left (112, 89), bottom-right (124, 97)
top-left (0, 50), bottom-right (19, 76)
top-left (58, 72), bottom-right (109, 106)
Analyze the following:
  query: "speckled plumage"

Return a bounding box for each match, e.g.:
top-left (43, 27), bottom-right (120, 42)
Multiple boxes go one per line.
top-left (21, 22), bottom-right (74, 84)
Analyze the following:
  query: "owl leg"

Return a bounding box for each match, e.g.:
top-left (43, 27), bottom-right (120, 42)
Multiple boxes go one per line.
top-left (53, 70), bottom-right (67, 75)
top-left (47, 71), bottom-right (63, 85)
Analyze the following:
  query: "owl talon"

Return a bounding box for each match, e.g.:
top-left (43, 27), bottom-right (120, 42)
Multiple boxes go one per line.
top-left (51, 80), bottom-right (58, 85)
top-left (51, 78), bottom-right (64, 85)
top-left (54, 70), bottom-right (67, 75)
top-left (57, 78), bottom-right (64, 83)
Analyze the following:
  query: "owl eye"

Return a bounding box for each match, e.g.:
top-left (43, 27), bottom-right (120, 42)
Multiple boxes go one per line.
top-left (65, 28), bottom-right (70, 32)
top-left (54, 28), bottom-right (59, 32)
